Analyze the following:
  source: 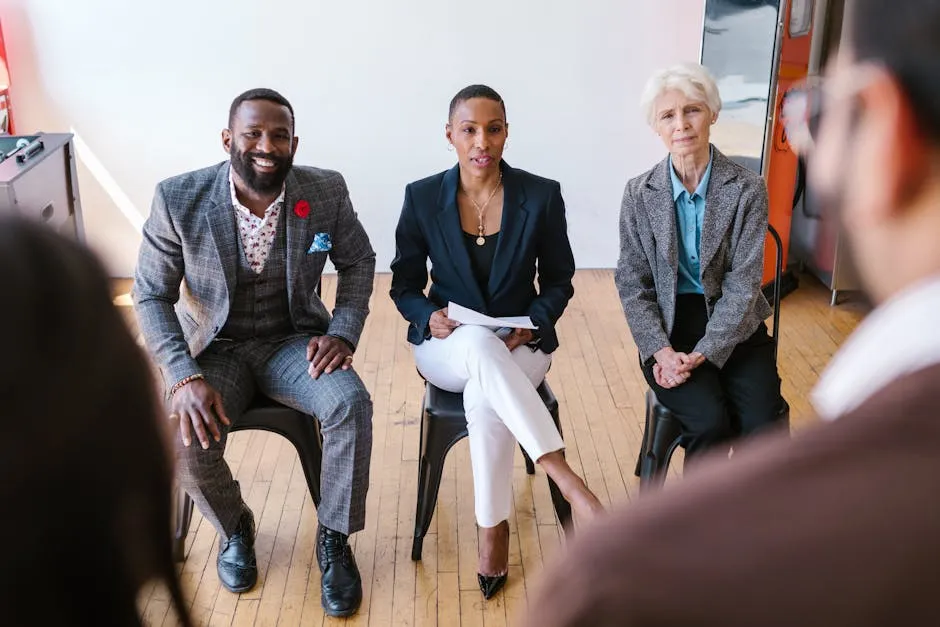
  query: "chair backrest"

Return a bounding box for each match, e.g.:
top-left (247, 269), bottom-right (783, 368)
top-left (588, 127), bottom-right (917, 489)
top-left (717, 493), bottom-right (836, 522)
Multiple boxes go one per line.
top-left (767, 224), bottom-right (783, 363)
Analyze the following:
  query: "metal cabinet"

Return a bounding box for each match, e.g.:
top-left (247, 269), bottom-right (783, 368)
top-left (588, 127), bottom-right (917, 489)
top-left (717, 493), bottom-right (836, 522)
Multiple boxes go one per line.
top-left (0, 132), bottom-right (85, 242)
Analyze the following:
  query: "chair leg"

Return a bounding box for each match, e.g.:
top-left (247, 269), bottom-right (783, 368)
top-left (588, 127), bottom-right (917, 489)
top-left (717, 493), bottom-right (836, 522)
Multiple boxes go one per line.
top-left (548, 475), bottom-right (573, 537)
top-left (412, 407), bottom-right (451, 562)
top-left (173, 487), bottom-right (193, 563)
top-left (777, 397), bottom-right (791, 433)
top-left (639, 423), bottom-right (683, 491)
top-left (521, 445), bottom-right (536, 475)
top-left (638, 390), bottom-right (685, 491)
top-left (412, 536), bottom-right (424, 563)
top-left (639, 453), bottom-right (667, 491)
top-left (635, 405), bottom-right (652, 478)
top-left (412, 448), bottom-right (449, 561)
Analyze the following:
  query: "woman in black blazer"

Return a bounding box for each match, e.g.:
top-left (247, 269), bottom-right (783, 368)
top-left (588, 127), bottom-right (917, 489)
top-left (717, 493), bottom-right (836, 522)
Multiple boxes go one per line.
top-left (390, 85), bottom-right (602, 600)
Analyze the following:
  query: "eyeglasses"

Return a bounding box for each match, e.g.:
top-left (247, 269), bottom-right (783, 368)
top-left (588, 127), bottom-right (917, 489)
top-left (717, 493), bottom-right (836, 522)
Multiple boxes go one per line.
top-left (782, 78), bottom-right (823, 155)
top-left (782, 65), bottom-right (883, 155)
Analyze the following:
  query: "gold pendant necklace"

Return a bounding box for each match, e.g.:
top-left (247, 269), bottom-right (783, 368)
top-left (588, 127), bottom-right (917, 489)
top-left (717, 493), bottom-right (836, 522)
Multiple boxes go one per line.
top-left (463, 173), bottom-right (503, 246)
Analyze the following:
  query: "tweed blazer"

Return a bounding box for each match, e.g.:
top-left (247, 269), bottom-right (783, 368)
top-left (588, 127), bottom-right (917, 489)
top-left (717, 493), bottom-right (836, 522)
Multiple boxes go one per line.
top-left (133, 162), bottom-right (376, 389)
top-left (614, 147), bottom-right (772, 367)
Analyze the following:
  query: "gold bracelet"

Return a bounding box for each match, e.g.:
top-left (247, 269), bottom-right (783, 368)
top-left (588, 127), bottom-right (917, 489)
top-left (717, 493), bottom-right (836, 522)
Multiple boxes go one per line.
top-left (170, 373), bottom-right (205, 396)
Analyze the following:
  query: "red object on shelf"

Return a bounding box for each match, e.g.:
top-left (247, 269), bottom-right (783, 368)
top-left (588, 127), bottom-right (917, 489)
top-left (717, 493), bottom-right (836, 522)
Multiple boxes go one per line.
top-left (0, 19), bottom-right (14, 134)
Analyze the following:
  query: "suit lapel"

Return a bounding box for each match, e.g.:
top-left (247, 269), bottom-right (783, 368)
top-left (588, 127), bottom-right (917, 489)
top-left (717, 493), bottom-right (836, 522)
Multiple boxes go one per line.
top-left (283, 169), bottom-right (307, 309)
top-left (436, 164), bottom-right (486, 310)
top-left (645, 156), bottom-right (679, 268)
top-left (205, 164), bottom-right (238, 302)
top-left (487, 162), bottom-right (527, 297)
top-left (700, 149), bottom-right (740, 271)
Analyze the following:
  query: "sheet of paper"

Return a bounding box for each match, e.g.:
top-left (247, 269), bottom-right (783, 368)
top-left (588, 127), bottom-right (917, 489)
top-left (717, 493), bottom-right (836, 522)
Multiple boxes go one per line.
top-left (447, 302), bottom-right (537, 330)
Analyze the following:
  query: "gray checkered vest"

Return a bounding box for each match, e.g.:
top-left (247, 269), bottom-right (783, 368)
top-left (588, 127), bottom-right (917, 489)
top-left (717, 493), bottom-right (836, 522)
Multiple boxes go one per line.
top-left (219, 212), bottom-right (293, 339)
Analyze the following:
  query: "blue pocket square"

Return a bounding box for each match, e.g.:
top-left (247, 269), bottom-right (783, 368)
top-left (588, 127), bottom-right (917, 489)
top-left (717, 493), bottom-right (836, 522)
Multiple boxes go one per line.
top-left (308, 232), bottom-right (332, 253)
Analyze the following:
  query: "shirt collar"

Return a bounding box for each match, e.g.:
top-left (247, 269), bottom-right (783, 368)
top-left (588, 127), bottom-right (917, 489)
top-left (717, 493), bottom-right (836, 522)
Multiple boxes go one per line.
top-left (228, 165), bottom-right (285, 216)
top-left (670, 148), bottom-right (713, 202)
top-left (812, 273), bottom-right (940, 420)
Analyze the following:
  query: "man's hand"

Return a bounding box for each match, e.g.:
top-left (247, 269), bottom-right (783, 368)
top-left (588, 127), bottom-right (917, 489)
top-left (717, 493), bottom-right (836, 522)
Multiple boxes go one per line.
top-left (306, 335), bottom-right (354, 379)
top-left (169, 379), bottom-right (231, 449)
top-left (429, 308), bottom-right (461, 340)
top-left (503, 328), bottom-right (534, 352)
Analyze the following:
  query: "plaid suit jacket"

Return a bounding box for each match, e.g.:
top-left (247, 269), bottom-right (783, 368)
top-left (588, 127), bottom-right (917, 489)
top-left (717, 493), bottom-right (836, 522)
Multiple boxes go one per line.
top-left (133, 162), bottom-right (376, 389)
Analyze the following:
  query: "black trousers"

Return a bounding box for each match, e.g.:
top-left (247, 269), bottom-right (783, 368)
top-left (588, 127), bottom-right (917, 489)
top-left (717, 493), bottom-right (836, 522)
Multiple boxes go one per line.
top-left (642, 294), bottom-right (782, 461)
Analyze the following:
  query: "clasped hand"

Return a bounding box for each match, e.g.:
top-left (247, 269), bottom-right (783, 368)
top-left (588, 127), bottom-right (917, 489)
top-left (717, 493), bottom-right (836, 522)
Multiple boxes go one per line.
top-left (653, 347), bottom-right (706, 389)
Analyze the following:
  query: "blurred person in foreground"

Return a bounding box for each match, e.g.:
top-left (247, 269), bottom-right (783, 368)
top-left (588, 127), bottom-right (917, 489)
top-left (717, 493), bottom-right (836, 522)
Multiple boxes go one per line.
top-left (523, 1), bottom-right (940, 624)
top-left (0, 216), bottom-right (191, 627)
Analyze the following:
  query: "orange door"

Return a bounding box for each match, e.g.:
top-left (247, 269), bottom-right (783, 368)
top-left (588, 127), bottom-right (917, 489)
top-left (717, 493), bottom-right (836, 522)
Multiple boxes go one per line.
top-left (762, 0), bottom-right (816, 284)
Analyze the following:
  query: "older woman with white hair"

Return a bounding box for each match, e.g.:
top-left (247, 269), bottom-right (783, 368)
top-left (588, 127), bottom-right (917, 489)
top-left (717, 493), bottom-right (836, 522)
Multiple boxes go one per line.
top-left (615, 62), bottom-right (783, 463)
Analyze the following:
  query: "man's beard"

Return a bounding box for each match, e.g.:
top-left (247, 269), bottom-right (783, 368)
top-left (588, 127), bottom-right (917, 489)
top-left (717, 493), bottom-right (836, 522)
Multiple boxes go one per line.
top-left (230, 146), bottom-right (293, 195)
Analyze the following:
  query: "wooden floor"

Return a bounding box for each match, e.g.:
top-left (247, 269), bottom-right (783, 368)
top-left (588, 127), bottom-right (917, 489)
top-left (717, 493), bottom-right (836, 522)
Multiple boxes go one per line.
top-left (131, 270), bottom-right (865, 627)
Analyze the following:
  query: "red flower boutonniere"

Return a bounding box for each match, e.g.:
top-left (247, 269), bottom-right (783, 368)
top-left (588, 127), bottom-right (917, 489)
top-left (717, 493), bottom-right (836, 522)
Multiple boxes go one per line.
top-left (294, 199), bottom-right (310, 218)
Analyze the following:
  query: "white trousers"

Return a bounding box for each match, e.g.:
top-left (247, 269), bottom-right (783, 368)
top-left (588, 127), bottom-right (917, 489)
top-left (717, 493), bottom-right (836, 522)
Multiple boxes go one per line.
top-left (414, 325), bottom-right (565, 527)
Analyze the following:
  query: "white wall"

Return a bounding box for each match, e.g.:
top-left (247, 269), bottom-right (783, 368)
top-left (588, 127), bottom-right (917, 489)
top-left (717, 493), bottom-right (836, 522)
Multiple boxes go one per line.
top-left (1, 0), bottom-right (703, 276)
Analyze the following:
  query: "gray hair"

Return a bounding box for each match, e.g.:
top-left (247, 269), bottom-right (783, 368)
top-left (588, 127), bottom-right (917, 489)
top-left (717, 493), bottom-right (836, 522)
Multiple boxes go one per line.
top-left (640, 62), bottom-right (722, 126)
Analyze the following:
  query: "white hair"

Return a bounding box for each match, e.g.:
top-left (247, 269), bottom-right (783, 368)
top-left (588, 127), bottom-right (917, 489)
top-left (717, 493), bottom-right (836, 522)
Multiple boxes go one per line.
top-left (640, 62), bottom-right (722, 126)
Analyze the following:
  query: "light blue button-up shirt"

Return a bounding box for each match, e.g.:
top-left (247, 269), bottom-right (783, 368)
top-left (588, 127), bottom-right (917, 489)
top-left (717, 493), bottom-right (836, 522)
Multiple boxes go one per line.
top-left (670, 151), bottom-right (713, 295)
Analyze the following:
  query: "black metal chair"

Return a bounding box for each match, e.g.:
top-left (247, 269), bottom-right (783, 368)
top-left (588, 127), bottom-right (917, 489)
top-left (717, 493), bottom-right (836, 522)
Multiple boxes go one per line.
top-left (411, 380), bottom-right (573, 561)
top-left (172, 395), bottom-right (323, 562)
top-left (634, 225), bottom-right (790, 490)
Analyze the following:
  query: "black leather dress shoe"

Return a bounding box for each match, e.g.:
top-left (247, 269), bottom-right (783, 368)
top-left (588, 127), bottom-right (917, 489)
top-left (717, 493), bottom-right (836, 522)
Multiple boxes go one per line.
top-left (217, 510), bottom-right (257, 593)
top-left (316, 525), bottom-right (362, 617)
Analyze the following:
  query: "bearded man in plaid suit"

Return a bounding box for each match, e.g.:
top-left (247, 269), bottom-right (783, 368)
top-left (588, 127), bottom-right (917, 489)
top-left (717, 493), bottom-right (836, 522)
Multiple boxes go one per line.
top-left (133, 88), bottom-right (374, 618)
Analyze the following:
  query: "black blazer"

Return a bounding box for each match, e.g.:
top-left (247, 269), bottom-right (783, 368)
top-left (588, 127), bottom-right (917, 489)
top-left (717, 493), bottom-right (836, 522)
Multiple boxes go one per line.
top-left (389, 160), bottom-right (575, 353)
